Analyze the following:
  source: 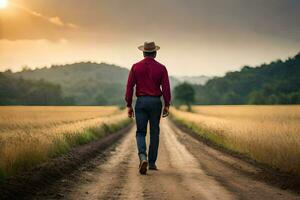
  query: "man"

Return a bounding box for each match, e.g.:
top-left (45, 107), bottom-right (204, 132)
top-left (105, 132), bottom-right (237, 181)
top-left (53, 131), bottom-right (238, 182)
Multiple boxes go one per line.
top-left (125, 41), bottom-right (171, 175)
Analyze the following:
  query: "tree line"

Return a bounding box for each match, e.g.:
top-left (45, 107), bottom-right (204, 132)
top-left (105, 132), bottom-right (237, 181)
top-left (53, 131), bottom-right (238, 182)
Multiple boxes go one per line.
top-left (5, 62), bottom-right (129, 106)
top-left (174, 52), bottom-right (300, 105)
top-left (0, 73), bottom-right (75, 105)
top-left (1, 52), bottom-right (299, 106)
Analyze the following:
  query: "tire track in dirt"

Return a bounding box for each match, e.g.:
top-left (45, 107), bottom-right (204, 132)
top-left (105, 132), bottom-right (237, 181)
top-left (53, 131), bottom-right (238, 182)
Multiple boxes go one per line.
top-left (36, 119), bottom-right (300, 200)
top-left (159, 121), bottom-right (235, 200)
top-left (168, 119), bottom-right (300, 200)
top-left (65, 126), bottom-right (136, 200)
top-left (59, 119), bottom-right (235, 200)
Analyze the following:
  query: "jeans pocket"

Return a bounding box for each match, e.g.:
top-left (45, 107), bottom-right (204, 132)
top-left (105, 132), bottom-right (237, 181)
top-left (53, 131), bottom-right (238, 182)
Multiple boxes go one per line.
top-left (135, 98), bottom-right (142, 109)
top-left (157, 99), bottom-right (162, 108)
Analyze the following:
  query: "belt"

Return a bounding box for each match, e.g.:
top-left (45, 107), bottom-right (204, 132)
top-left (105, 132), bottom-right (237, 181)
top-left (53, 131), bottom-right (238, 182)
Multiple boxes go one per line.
top-left (137, 95), bottom-right (161, 98)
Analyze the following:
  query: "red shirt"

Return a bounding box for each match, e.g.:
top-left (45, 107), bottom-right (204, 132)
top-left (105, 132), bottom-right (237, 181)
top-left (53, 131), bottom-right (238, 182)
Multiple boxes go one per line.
top-left (125, 57), bottom-right (171, 107)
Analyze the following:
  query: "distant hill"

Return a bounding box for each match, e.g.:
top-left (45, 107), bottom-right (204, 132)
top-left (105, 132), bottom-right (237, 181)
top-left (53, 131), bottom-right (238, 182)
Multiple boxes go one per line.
top-left (175, 75), bottom-right (211, 85)
top-left (0, 73), bottom-right (73, 105)
top-left (194, 52), bottom-right (300, 105)
top-left (7, 62), bottom-right (129, 105)
top-left (5, 52), bottom-right (298, 106)
top-left (6, 62), bottom-right (181, 105)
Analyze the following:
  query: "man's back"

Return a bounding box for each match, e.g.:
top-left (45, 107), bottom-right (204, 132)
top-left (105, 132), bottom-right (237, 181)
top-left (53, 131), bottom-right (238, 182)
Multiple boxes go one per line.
top-left (125, 57), bottom-right (171, 107)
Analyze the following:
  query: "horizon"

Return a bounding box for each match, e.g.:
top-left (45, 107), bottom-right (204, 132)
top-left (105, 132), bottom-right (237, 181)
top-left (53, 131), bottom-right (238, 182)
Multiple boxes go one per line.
top-left (1, 51), bottom-right (298, 77)
top-left (1, 0), bottom-right (300, 76)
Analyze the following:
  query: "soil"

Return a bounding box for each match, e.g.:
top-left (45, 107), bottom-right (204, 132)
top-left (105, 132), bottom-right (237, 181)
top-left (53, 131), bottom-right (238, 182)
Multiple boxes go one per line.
top-left (1, 119), bottom-right (300, 200)
top-left (0, 124), bottom-right (133, 200)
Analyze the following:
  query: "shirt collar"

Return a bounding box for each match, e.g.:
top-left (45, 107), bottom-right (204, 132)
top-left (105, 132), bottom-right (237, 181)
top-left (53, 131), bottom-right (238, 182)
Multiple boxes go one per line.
top-left (144, 57), bottom-right (155, 61)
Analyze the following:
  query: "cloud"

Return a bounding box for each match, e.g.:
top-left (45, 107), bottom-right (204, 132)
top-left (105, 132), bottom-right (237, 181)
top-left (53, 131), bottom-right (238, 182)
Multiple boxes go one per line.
top-left (11, 2), bottom-right (79, 29)
top-left (67, 23), bottom-right (79, 29)
top-left (31, 11), bottom-right (42, 17)
top-left (49, 17), bottom-right (64, 27)
top-left (48, 17), bottom-right (79, 29)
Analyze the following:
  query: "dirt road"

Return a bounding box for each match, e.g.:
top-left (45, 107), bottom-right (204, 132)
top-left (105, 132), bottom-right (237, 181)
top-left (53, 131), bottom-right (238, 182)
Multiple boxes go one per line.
top-left (37, 119), bottom-right (300, 200)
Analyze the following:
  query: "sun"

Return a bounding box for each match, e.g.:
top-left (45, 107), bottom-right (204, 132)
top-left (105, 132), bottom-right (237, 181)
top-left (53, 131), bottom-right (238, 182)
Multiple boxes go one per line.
top-left (0, 0), bottom-right (8, 9)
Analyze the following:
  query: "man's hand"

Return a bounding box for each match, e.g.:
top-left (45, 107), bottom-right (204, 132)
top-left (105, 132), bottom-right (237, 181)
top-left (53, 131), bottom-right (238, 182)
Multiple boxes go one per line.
top-left (162, 106), bottom-right (169, 118)
top-left (127, 106), bottom-right (134, 118)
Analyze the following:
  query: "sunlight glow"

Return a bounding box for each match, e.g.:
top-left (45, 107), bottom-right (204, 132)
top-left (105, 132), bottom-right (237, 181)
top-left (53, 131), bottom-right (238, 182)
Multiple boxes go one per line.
top-left (0, 0), bottom-right (8, 9)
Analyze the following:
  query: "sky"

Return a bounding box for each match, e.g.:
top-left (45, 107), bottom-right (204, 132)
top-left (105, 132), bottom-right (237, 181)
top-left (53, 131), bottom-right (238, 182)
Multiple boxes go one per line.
top-left (0, 0), bottom-right (299, 76)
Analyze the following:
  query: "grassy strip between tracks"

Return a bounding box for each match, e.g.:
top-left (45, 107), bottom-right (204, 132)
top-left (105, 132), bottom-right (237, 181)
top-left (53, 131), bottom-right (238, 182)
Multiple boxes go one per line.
top-left (0, 117), bottom-right (132, 179)
top-left (170, 113), bottom-right (230, 152)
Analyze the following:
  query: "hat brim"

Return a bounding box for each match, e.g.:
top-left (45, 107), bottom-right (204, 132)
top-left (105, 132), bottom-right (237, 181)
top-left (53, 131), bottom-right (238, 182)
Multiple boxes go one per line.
top-left (138, 45), bottom-right (160, 52)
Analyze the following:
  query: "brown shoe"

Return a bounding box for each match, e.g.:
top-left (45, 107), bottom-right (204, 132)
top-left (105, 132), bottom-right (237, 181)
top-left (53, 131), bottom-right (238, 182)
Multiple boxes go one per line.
top-left (139, 160), bottom-right (148, 175)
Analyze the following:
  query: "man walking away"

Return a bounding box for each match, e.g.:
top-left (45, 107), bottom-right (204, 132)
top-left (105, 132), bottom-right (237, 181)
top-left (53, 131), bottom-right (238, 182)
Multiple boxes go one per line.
top-left (125, 41), bottom-right (171, 175)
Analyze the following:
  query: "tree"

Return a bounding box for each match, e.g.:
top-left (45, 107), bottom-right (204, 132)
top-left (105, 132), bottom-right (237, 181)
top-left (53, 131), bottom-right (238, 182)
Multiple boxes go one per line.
top-left (95, 93), bottom-right (108, 105)
top-left (174, 82), bottom-right (195, 111)
top-left (248, 90), bottom-right (265, 104)
top-left (192, 51), bottom-right (300, 105)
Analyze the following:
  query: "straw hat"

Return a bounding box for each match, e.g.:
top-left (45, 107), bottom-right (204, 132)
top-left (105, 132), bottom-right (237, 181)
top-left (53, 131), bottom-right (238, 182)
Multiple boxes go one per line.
top-left (138, 41), bottom-right (160, 52)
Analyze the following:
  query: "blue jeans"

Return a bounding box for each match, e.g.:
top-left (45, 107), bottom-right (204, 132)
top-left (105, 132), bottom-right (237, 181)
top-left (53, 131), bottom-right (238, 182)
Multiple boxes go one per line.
top-left (135, 96), bottom-right (162, 165)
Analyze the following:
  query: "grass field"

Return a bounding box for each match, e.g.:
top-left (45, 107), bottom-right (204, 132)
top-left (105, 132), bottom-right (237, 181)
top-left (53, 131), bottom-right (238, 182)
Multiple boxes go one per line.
top-left (0, 106), bottom-right (131, 178)
top-left (170, 105), bottom-right (300, 176)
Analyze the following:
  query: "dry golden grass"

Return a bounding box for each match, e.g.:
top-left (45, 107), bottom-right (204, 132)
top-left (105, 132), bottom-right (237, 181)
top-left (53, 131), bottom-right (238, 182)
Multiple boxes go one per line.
top-left (0, 106), bottom-right (119, 130)
top-left (0, 106), bottom-right (130, 177)
top-left (171, 105), bottom-right (300, 175)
